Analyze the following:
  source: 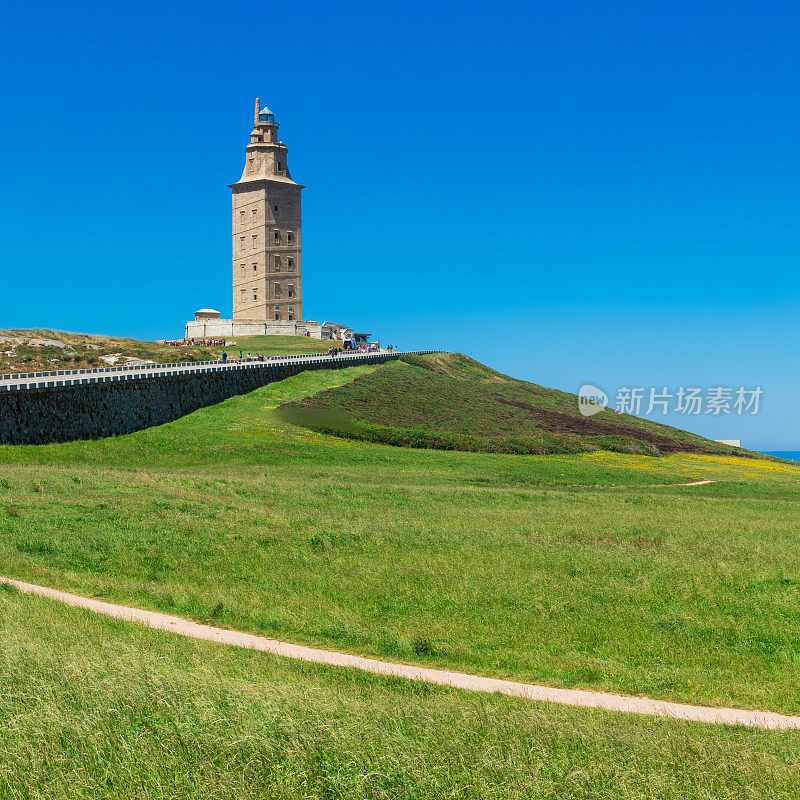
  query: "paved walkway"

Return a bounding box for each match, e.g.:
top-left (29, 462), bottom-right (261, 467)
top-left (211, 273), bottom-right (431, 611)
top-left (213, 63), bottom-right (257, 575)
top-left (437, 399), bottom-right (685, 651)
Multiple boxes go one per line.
top-left (0, 350), bottom-right (412, 391)
top-left (2, 576), bottom-right (799, 730)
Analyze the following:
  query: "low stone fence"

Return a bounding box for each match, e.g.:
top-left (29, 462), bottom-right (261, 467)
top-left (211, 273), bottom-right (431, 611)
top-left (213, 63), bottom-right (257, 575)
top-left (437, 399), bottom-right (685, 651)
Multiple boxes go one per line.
top-left (0, 351), bottom-right (438, 446)
top-left (0, 350), bottom-right (382, 388)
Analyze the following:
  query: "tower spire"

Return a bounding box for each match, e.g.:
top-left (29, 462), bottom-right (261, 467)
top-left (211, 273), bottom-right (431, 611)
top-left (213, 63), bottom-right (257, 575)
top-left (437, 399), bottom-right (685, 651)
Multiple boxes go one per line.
top-left (254, 97), bottom-right (260, 127)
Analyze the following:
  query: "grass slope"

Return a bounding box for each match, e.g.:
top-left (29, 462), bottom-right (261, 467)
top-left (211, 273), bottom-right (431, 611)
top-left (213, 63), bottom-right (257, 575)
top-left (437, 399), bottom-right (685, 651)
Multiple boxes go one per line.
top-left (0, 328), bottom-right (332, 373)
top-left (2, 367), bottom-right (800, 716)
top-left (279, 352), bottom-right (760, 457)
top-left (5, 587), bottom-right (800, 799)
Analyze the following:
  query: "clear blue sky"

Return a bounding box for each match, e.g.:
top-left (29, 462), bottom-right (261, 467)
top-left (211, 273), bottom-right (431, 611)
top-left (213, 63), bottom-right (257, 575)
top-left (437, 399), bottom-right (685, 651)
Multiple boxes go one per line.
top-left (1, 0), bottom-right (799, 449)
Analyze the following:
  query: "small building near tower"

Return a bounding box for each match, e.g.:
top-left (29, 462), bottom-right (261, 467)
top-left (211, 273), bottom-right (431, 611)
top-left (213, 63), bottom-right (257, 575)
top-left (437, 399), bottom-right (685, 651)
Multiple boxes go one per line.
top-left (194, 309), bottom-right (221, 321)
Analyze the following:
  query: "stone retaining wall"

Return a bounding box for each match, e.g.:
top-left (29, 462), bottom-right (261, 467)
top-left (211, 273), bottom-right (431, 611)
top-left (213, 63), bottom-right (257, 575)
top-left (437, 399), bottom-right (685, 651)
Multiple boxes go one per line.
top-left (0, 353), bottom-right (398, 446)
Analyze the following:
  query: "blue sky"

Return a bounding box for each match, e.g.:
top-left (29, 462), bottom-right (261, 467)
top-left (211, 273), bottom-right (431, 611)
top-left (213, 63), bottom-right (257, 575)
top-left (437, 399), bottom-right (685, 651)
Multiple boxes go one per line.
top-left (1, 0), bottom-right (799, 449)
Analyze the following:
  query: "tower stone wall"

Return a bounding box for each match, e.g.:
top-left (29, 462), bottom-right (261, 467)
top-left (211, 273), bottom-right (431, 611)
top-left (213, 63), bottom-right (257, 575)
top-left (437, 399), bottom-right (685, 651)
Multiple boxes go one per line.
top-left (229, 99), bottom-right (303, 322)
top-left (182, 98), bottom-right (363, 343)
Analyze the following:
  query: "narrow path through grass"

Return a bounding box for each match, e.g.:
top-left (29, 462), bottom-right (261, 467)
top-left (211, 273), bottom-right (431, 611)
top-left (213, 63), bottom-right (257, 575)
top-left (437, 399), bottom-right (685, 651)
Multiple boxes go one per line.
top-left (4, 575), bottom-right (800, 731)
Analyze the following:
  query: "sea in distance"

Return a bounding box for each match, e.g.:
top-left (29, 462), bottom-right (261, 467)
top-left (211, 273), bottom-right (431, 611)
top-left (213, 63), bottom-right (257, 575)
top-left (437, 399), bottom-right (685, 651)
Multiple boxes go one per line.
top-left (762, 452), bottom-right (800, 462)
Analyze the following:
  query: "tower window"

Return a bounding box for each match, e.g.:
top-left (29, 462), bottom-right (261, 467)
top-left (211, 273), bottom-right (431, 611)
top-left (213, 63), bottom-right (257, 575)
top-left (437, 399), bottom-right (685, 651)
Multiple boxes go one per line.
top-left (274, 230), bottom-right (280, 243)
top-left (252, 209), bottom-right (257, 219)
top-left (239, 237), bottom-right (245, 252)
top-left (288, 285), bottom-right (294, 298)
top-left (275, 313), bottom-right (280, 320)
top-left (274, 256), bottom-right (281, 270)
top-left (253, 291), bottom-right (258, 301)
top-left (288, 315), bottom-right (293, 321)
top-left (287, 232), bottom-right (294, 243)
top-left (253, 262), bottom-right (258, 273)
top-left (274, 282), bottom-right (281, 296)
top-left (277, 161), bottom-right (283, 172)
top-left (252, 234), bottom-right (258, 248)
top-left (240, 264), bottom-right (245, 277)
top-left (239, 211), bottom-right (245, 226)
top-left (275, 305), bottom-right (280, 310)
top-left (273, 205), bottom-right (278, 213)
top-left (288, 258), bottom-right (294, 270)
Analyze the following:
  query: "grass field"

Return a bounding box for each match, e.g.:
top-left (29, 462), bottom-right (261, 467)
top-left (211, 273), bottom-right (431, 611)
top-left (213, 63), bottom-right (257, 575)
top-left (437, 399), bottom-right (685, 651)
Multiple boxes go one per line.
top-left (0, 329), bottom-right (332, 373)
top-left (278, 352), bottom-right (759, 457)
top-left (218, 333), bottom-right (334, 359)
top-left (2, 585), bottom-right (800, 799)
top-left (2, 364), bottom-right (800, 722)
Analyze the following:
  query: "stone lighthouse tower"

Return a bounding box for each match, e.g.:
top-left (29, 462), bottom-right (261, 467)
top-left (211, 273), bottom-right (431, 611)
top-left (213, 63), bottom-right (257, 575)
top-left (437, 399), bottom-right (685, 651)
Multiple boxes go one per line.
top-left (229, 99), bottom-right (303, 322)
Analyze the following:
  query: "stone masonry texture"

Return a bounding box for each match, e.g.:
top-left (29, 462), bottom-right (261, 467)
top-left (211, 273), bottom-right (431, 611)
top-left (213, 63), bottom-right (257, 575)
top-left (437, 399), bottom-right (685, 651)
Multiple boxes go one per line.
top-left (229, 99), bottom-right (303, 324)
top-left (0, 354), bottom-right (398, 445)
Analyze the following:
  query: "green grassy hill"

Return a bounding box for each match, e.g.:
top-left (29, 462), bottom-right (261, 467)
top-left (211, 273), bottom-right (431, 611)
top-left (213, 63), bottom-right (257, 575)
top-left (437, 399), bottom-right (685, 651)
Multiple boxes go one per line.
top-left (0, 328), bottom-right (333, 373)
top-left (1, 367), bottom-right (798, 714)
top-left (2, 363), bottom-right (799, 796)
top-left (278, 352), bottom-right (759, 457)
